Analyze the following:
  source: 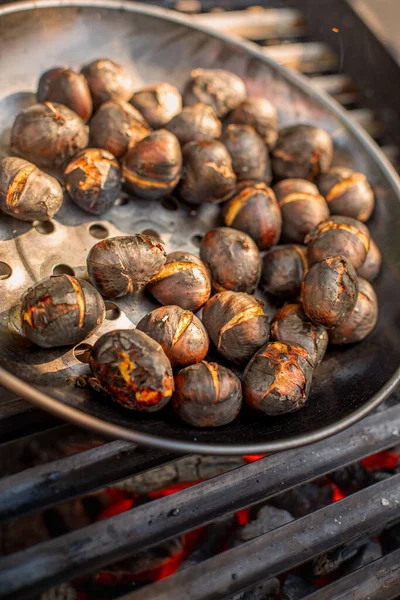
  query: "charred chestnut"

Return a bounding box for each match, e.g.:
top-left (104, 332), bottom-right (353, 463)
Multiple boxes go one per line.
top-left (87, 234), bottom-right (166, 298)
top-left (64, 148), bottom-right (121, 215)
top-left (274, 178), bottom-right (330, 243)
top-left (202, 291), bottom-right (269, 365)
top-left (147, 251), bottom-right (211, 312)
top-left (136, 305), bottom-right (209, 368)
top-left (37, 67), bottom-right (93, 122)
top-left (271, 124), bottom-right (333, 181)
top-left (243, 342), bottom-right (313, 416)
top-left (317, 167), bottom-right (375, 222)
top-left (228, 97), bottom-right (278, 149)
top-left (179, 140), bottom-right (236, 205)
top-left (89, 100), bottom-right (151, 159)
top-left (130, 83), bottom-right (182, 129)
top-left (165, 103), bottom-right (221, 145)
top-left (302, 255), bottom-right (359, 328)
top-left (0, 156), bottom-right (63, 222)
top-left (221, 124), bottom-right (271, 183)
top-left (329, 278), bottom-right (378, 344)
top-left (183, 68), bottom-right (246, 118)
top-left (271, 303), bottom-right (328, 367)
top-left (11, 102), bottom-right (88, 169)
top-left (123, 129), bottom-right (182, 200)
top-left (173, 361), bottom-right (242, 427)
top-left (89, 329), bottom-right (173, 412)
top-left (357, 238), bottom-right (381, 281)
top-left (223, 182), bottom-right (281, 250)
top-left (200, 227), bottom-right (261, 293)
top-left (21, 274), bottom-right (105, 348)
top-left (305, 216), bottom-right (370, 269)
top-left (81, 59), bottom-right (134, 108)
top-left (260, 244), bottom-right (308, 298)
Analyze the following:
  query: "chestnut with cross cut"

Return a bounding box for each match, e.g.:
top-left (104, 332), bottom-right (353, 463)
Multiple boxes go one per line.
top-left (130, 82), bottom-right (182, 129)
top-left (228, 96), bottom-right (278, 149)
top-left (183, 68), bottom-right (247, 118)
top-left (165, 103), bottom-right (222, 145)
top-left (329, 278), bottom-right (378, 345)
top-left (81, 58), bottom-right (134, 108)
top-left (37, 67), bottom-right (93, 122)
top-left (357, 238), bottom-right (381, 281)
top-left (317, 167), bottom-right (375, 222)
top-left (260, 244), bottom-right (308, 299)
top-left (221, 124), bottom-right (272, 183)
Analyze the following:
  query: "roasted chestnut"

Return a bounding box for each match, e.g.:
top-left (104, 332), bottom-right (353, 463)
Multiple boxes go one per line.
top-left (243, 342), bottom-right (314, 416)
top-left (130, 82), bottom-right (182, 129)
top-left (273, 178), bottom-right (330, 243)
top-left (317, 167), bottom-right (375, 222)
top-left (147, 251), bottom-right (211, 312)
top-left (200, 227), bottom-right (261, 293)
top-left (37, 67), bottom-right (93, 122)
top-left (165, 103), bottom-right (222, 145)
top-left (178, 140), bottom-right (236, 205)
top-left (202, 291), bottom-right (269, 365)
top-left (89, 329), bottom-right (173, 412)
top-left (357, 238), bottom-right (381, 281)
top-left (271, 124), bottom-right (333, 181)
top-left (305, 216), bottom-right (370, 269)
top-left (21, 274), bottom-right (105, 348)
top-left (183, 68), bottom-right (246, 118)
top-left (260, 245), bottom-right (308, 298)
top-left (270, 303), bottom-right (328, 367)
top-left (136, 305), bottom-right (209, 368)
top-left (64, 148), bottom-right (121, 215)
top-left (220, 124), bottom-right (271, 183)
top-left (228, 96), bottom-right (278, 149)
top-left (302, 255), bottom-right (359, 328)
top-left (87, 234), bottom-right (166, 298)
top-left (81, 59), bottom-right (134, 108)
top-left (0, 156), bottom-right (63, 222)
top-left (173, 361), bottom-right (242, 427)
top-left (11, 102), bottom-right (88, 169)
top-left (329, 278), bottom-right (378, 344)
top-left (123, 129), bottom-right (182, 200)
top-left (223, 182), bottom-right (281, 250)
top-left (89, 100), bottom-right (151, 159)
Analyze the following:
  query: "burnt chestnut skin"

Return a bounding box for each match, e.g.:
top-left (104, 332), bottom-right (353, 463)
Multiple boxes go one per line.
top-left (202, 291), bottom-right (269, 365)
top-left (243, 342), bottom-right (314, 416)
top-left (200, 227), bottom-right (261, 293)
top-left (357, 238), bottom-right (381, 281)
top-left (221, 124), bottom-right (271, 183)
top-left (302, 255), bottom-right (359, 328)
top-left (173, 361), bottom-right (242, 427)
top-left (21, 274), bottom-right (105, 348)
top-left (147, 251), bottom-right (211, 312)
top-left (81, 59), bottom-right (134, 108)
top-left (0, 157), bottom-right (63, 222)
top-left (90, 329), bottom-right (173, 412)
top-left (37, 67), bottom-right (93, 122)
top-left (183, 68), bottom-right (247, 118)
top-left (136, 305), bottom-right (209, 368)
top-left (130, 82), bottom-right (182, 129)
top-left (317, 167), bottom-right (375, 222)
top-left (260, 244), bottom-right (308, 298)
top-left (228, 96), bottom-right (278, 149)
top-left (329, 278), bottom-right (378, 344)
top-left (87, 234), bottom-right (166, 298)
top-left (165, 104), bottom-right (222, 145)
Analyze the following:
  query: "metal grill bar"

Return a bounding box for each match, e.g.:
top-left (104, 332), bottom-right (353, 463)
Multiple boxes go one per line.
top-left (261, 42), bottom-right (337, 73)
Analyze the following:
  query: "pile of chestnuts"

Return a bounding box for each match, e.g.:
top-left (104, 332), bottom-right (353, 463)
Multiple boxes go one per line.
top-left (3, 58), bottom-right (381, 429)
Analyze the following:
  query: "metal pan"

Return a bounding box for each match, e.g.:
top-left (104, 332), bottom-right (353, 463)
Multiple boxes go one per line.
top-left (0, 0), bottom-right (399, 455)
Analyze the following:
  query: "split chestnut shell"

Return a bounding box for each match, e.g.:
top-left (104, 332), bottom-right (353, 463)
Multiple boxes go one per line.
top-left (329, 278), bottom-right (378, 345)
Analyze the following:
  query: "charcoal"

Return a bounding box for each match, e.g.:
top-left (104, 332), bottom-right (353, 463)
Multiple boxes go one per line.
top-left (282, 574), bottom-right (317, 600)
top-left (342, 540), bottom-right (382, 575)
top-left (381, 521), bottom-right (400, 553)
top-left (270, 483), bottom-right (333, 517)
top-left (0, 512), bottom-right (50, 555)
top-left (330, 463), bottom-right (372, 494)
top-left (181, 515), bottom-right (236, 568)
top-left (311, 538), bottom-right (367, 576)
top-left (229, 577), bottom-right (280, 600)
top-left (230, 504), bottom-right (293, 548)
top-left (108, 537), bottom-right (184, 577)
top-left (40, 583), bottom-right (77, 600)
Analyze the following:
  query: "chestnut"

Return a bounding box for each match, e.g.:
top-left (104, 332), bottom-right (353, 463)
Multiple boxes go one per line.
top-left (271, 303), bottom-right (328, 367)
top-left (0, 156), bottom-right (63, 222)
top-left (221, 124), bottom-right (271, 183)
top-left (136, 305), bottom-right (209, 368)
top-left (223, 182), bottom-right (281, 250)
top-left (10, 102), bottom-right (88, 169)
top-left (37, 67), bottom-right (93, 122)
top-left (329, 278), bottom-right (378, 344)
top-left (302, 255), bottom-right (358, 328)
top-left (173, 361), bottom-right (242, 427)
top-left (87, 234), bottom-right (166, 298)
top-left (89, 100), bottom-right (151, 159)
top-left (21, 274), bottom-right (105, 348)
top-left (228, 96), bottom-right (278, 149)
top-left (123, 129), bottom-right (182, 200)
top-left (64, 148), bottom-right (121, 215)
top-left (200, 227), bottom-right (261, 293)
top-left (271, 124), bottom-right (333, 181)
top-left (130, 82), bottom-right (182, 129)
top-left (243, 342), bottom-right (314, 416)
top-left (357, 238), bottom-right (381, 281)
top-left (81, 59), bottom-right (134, 108)
top-left (317, 167), bottom-right (375, 222)
top-left (165, 103), bottom-right (222, 145)
top-left (178, 140), bottom-right (236, 205)
top-left (202, 291), bottom-right (269, 365)
top-left (147, 251), bottom-right (211, 312)
top-left (260, 244), bottom-right (308, 298)
top-left (89, 329), bottom-right (173, 412)
top-left (305, 216), bottom-right (370, 269)
top-left (273, 178), bottom-right (330, 243)
top-left (183, 68), bottom-right (246, 118)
